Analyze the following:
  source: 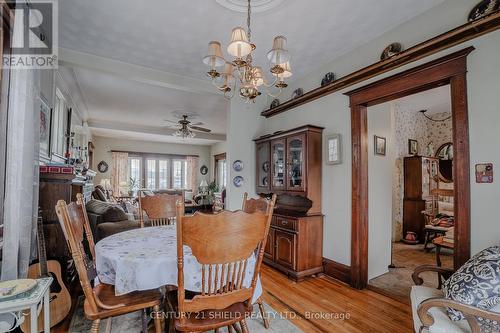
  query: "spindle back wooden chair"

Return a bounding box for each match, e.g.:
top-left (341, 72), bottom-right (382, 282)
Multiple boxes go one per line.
top-left (75, 193), bottom-right (96, 262)
top-left (55, 199), bottom-right (163, 333)
top-left (171, 201), bottom-right (275, 332)
top-left (241, 192), bottom-right (276, 329)
top-left (138, 191), bottom-right (182, 228)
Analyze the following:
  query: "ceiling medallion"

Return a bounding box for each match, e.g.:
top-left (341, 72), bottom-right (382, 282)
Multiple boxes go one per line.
top-left (203, 0), bottom-right (292, 103)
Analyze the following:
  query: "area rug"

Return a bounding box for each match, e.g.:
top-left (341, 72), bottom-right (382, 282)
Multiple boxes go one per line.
top-left (69, 297), bottom-right (302, 332)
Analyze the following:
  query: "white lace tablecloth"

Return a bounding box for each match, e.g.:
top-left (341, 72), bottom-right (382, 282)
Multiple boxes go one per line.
top-left (95, 226), bottom-right (262, 303)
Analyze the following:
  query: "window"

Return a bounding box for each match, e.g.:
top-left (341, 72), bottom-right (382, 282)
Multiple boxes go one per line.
top-left (128, 157), bottom-right (142, 186)
top-left (146, 159), bottom-right (156, 190)
top-left (172, 159), bottom-right (187, 189)
top-left (214, 153), bottom-right (227, 188)
top-left (52, 89), bottom-right (66, 156)
top-left (217, 159), bottom-right (227, 188)
top-left (159, 160), bottom-right (168, 189)
top-left (127, 155), bottom-right (189, 190)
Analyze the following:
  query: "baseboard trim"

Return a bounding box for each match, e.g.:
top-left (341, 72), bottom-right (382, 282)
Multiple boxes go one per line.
top-left (322, 258), bottom-right (351, 285)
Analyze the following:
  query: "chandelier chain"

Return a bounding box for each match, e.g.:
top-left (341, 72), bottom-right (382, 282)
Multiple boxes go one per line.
top-left (247, 0), bottom-right (252, 41)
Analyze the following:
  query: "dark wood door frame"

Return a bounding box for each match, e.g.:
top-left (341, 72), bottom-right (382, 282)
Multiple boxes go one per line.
top-left (345, 47), bottom-right (474, 289)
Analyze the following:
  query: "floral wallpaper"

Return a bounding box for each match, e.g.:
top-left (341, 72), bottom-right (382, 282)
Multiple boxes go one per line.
top-left (392, 105), bottom-right (452, 241)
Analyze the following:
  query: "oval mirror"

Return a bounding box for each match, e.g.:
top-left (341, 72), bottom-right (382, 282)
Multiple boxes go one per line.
top-left (435, 142), bottom-right (453, 183)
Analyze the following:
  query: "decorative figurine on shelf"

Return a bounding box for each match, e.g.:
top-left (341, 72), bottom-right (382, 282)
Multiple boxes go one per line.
top-left (380, 42), bottom-right (403, 61)
top-left (321, 72), bottom-right (335, 87)
top-left (468, 0), bottom-right (499, 22)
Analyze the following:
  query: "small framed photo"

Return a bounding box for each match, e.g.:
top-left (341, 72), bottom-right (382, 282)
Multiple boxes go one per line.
top-left (408, 139), bottom-right (418, 155)
top-left (326, 134), bottom-right (342, 165)
top-left (374, 135), bottom-right (386, 156)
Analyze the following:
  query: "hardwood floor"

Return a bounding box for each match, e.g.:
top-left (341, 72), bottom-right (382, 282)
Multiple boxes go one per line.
top-left (51, 265), bottom-right (413, 333)
top-left (261, 265), bottom-right (414, 333)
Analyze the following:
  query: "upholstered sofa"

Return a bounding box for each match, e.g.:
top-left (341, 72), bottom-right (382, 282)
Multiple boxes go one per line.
top-left (411, 247), bottom-right (500, 333)
top-left (85, 199), bottom-right (141, 241)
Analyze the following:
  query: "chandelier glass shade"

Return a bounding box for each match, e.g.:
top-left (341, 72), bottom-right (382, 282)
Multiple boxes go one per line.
top-left (203, 0), bottom-right (292, 103)
top-left (173, 127), bottom-right (195, 139)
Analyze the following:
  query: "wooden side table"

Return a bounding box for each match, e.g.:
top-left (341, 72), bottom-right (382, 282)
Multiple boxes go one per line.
top-left (433, 236), bottom-right (454, 267)
top-left (0, 277), bottom-right (52, 332)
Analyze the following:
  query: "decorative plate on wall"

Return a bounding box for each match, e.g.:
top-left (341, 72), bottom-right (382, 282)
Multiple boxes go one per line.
top-left (263, 161), bottom-right (270, 172)
top-left (200, 165), bottom-right (208, 175)
top-left (233, 160), bottom-right (244, 172)
top-left (233, 176), bottom-right (244, 187)
top-left (97, 161), bottom-right (109, 173)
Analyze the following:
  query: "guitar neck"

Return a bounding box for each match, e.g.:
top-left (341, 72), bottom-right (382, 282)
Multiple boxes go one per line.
top-left (37, 215), bottom-right (49, 277)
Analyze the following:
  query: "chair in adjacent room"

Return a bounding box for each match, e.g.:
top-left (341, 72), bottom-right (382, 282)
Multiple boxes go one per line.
top-left (138, 191), bottom-right (182, 227)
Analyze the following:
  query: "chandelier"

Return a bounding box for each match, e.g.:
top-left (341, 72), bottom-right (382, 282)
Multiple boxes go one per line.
top-left (419, 109), bottom-right (452, 122)
top-left (203, 0), bottom-right (292, 103)
top-left (173, 127), bottom-right (195, 139)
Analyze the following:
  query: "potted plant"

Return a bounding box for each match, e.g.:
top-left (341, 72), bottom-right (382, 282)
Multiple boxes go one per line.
top-left (128, 177), bottom-right (140, 196)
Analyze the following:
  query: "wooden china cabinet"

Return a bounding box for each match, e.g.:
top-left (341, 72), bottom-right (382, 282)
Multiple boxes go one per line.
top-left (254, 125), bottom-right (324, 281)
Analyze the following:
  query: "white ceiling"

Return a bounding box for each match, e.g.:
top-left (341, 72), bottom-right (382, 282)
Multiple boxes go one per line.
top-left (71, 67), bottom-right (227, 133)
top-left (393, 85), bottom-right (451, 115)
top-left (60, 0), bottom-right (445, 81)
top-left (58, 0), bottom-right (447, 144)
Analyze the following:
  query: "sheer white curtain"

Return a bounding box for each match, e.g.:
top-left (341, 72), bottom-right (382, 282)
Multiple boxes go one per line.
top-left (186, 156), bottom-right (199, 191)
top-left (0, 68), bottom-right (40, 280)
top-left (111, 152), bottom-right (129, 196)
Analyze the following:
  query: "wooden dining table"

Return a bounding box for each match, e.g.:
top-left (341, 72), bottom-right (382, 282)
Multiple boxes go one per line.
top-left (95, 226), bottom-right (262, 303)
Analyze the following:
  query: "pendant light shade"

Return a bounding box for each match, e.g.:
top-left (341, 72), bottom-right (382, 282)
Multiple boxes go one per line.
top-left (227, 27), bottom-right (252, 58)
top-left (267, 36), bottom-right (290, 65)
top-left (203, 41), bottom-right (226, 68)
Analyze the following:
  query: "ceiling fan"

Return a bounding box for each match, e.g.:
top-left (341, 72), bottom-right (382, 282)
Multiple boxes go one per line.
top-left (165, 115), bottom-right (211, 138)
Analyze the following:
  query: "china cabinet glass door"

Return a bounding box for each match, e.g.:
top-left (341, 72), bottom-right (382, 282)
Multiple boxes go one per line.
top-left (287, 134), bottom-right (306, 191)
top-left (256, 142), bottom-right (271, 193)
top-left (271, 139), bottom-right (286, 191)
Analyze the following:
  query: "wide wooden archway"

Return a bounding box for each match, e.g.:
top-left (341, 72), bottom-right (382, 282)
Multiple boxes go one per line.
top-left (345, 47), bottom-right (473, 289)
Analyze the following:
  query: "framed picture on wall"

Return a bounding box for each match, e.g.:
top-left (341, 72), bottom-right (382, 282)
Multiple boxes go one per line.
top-left (408, 139), bottom-right (418, 155)
top-left (326, 134), bottom-right (342, 165)
top-left (374, 135), bottom-right (386, 156)
top-left (39, 97), bottom-right (52, 161)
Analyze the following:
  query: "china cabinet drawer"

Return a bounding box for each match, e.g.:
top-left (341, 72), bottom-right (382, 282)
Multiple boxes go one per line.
top-left (272, 216), bottom-right (297, 231)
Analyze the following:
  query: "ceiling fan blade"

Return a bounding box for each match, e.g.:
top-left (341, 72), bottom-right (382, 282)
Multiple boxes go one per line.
top-left (190, 122), bottom-right (204, 126)
top-left (164, 119), bottom-right (180, 124)
top-left (190, 126), bottom-right (212, 133)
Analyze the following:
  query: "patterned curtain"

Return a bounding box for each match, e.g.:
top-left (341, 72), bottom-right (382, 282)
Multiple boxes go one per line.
top-left (186, 156), bottom-right (199, 191)
top-left (111, 152), bottom-right (129, 196)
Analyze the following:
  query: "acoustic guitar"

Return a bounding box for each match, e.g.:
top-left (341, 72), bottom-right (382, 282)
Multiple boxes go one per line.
top-left (21, 215), bottom-right (71, 333)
